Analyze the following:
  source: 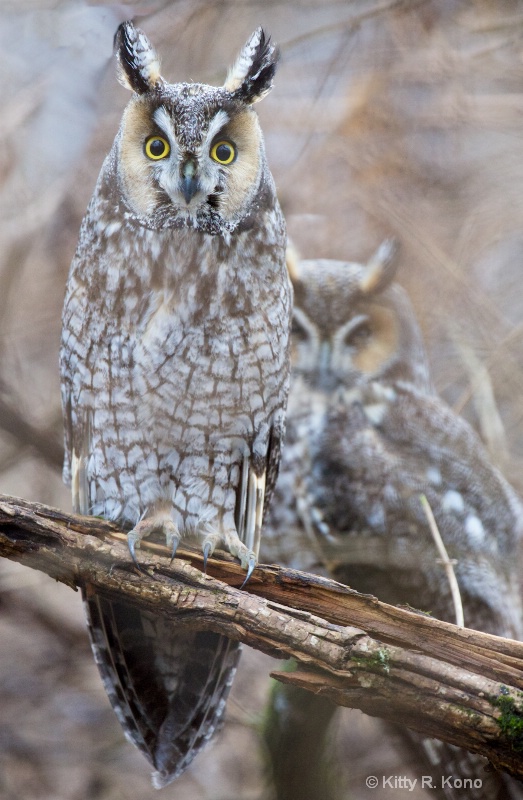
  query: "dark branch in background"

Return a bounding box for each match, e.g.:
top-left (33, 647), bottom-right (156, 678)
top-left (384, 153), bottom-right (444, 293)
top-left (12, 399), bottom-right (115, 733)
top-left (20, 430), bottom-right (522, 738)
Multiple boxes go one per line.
top-left (0, 394), bottom-right (63, 470)
top-left (1, 493), bottom-right (523, 780)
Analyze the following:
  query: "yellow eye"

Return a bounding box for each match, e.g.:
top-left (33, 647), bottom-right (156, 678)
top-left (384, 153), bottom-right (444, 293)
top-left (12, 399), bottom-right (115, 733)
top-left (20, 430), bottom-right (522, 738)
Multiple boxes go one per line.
top-left (210, 140), bottom-right (236, 165)
top-left (144, 136), bottom-right (170, 160)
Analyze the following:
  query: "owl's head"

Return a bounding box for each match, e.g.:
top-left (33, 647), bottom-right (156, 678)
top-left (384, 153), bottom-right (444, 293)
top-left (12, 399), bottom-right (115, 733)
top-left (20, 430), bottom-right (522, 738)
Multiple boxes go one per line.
top-left (111, 21), bottom-right (279, 233)
top-left (288, 240), bottom-right (431, 392)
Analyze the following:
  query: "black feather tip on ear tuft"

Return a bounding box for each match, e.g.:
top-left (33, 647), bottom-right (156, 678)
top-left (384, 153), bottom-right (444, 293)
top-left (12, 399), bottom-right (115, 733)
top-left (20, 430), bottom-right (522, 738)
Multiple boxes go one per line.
top-left (226, 28), bottom-right (280, 105)
top-left (114, 21), bottom-right (161, 95)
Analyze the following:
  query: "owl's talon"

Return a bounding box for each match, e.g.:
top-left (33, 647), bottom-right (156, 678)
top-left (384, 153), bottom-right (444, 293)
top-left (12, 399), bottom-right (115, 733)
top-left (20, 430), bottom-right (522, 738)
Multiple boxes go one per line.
top-left (166, 530), bottom-right (181, 564)
top-left (240, 554), bottom-right (257, 589)
top-left (127, 532), bottom-right (141, 568)
top-left (203, 541), bottom-right (212, 573)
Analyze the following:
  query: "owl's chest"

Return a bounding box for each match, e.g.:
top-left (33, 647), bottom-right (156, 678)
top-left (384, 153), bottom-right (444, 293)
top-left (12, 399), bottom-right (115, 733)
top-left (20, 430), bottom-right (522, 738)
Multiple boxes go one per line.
top-left (66, 223), bottom-right (290, 440)
top-left (133, 286), bottom-right (278, 389)
top-left (74, 285), bottom-right (282, 443)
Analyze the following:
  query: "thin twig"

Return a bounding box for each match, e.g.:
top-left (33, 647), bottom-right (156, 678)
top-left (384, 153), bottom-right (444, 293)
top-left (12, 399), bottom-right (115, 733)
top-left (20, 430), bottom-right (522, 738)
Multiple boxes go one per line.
top-left (420, 493), bottom-right (464, 628)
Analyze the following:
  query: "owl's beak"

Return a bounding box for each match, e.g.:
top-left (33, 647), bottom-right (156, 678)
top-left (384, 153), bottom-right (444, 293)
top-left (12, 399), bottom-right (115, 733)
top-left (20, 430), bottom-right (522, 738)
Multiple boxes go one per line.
top-left (180, 157), bottom-right (200, 204)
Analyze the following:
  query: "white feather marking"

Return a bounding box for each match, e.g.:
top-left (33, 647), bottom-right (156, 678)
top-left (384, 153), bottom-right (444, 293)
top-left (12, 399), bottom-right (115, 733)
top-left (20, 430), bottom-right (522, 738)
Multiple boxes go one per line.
top-left (363, 402), bottom-right (387, 426)
top-left (224, 29), bottom-right (263, 92)
top-left (71, 448), bottom-right (89, 515)
top-left (465, 514), bottom-right (485, 546)
top-left (237, 454), bottom-right (249, 543)
top-left (426, 466), bottom-right (442, 486)
top-left (204, 110), bottom-right (230, 149)
top-left (71, 449), bottom-right (80, 508)
top-left (153, 107), bottom-right (176, 144)
top-left (244, 470), bottom-right (258, 553)
top-left (442, 489), bottom-right (465, 515)
top-left (137, 32), bottom-right (161, 81)
top-left (241, 469), bottom-right (265, 556)
top-left (254, 470), bottom-right (266, 556)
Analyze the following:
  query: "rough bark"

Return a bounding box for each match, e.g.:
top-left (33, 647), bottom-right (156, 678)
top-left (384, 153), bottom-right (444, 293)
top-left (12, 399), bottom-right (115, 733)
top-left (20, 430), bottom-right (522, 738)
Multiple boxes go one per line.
top-left (1, 493), bottom-right (523, 779)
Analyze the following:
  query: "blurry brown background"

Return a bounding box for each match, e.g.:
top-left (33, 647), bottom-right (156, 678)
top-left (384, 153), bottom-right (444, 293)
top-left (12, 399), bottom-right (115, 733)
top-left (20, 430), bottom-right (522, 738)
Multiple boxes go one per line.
top-left (2, 1), bottom-right (523, 798)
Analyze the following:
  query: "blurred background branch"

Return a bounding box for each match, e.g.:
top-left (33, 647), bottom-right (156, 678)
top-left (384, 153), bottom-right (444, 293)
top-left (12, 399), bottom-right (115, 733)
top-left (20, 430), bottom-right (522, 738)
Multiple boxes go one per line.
top-left (0, 385), bottom-right (63, 471)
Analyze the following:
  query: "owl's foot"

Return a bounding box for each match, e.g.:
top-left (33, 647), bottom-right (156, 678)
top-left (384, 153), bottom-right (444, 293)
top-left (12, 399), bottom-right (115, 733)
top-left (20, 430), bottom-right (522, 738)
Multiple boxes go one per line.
top-left (127, 516), bottom-right (181, 567)
top-left (201, 530), bottom-right (257, 587)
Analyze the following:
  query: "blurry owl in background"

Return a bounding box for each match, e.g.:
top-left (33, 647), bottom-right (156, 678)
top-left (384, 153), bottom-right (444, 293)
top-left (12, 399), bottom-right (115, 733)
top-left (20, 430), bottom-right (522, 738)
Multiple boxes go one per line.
top-left (60, 22), bottom-right (290, 787)
top-left (262, 240), bottom-right (523, 800)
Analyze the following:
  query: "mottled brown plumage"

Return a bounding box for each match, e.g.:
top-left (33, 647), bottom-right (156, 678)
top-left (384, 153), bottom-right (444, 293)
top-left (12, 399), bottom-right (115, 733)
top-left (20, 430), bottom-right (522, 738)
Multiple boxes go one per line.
top-left (263, 241), bottom-right (523, 800)
top-left (61, 22), bottom-right (290, 786)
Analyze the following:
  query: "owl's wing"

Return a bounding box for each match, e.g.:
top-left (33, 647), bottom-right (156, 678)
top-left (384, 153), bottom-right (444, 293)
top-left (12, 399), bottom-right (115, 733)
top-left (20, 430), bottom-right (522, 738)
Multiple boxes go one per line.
top-left (311, 384), bottom-right (523, 637)
top-left (59, 354), bottom-right (75, 487)
top-left (59, 341), bottom-right (91, 515)
top-left (263, 418), bottom-right (285, 513)
top-left (235, 417), bottom-right (285, 563)
top-left (261, 416), bottom-right (327, 572)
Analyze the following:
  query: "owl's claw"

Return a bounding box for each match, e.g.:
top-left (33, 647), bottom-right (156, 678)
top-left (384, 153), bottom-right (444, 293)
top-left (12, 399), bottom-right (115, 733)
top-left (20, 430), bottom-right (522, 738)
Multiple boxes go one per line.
top-left (202, 541), bottom-right (213, 573)
top-left (126, 533), bottom-right (152, 575)
top-left (166, 529), bottom-right (181, 564)
top-left (240, 553), bottom-right (257, 589)
top-left (127, 530), bottom-right (142, 569)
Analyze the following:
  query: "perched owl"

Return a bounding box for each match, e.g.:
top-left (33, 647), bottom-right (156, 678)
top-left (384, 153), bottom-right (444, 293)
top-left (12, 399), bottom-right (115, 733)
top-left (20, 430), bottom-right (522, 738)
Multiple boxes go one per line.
top-left (60, 22), bottom-right (291, 787)
top-left (262, 241), bottom-right (523, 800)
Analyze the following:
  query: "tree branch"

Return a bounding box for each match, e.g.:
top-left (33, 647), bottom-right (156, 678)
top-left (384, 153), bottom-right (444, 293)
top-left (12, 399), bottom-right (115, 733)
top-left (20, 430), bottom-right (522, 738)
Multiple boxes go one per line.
top-left (1, 493), bottom-right (523, 779)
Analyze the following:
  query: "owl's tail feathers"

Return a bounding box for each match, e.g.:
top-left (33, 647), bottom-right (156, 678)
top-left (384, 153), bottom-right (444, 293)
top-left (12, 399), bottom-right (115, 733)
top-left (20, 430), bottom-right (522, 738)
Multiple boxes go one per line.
top-left (82, 587), bottom-right (241, 788)
top-left (151, 632), bottom-right (240, 788)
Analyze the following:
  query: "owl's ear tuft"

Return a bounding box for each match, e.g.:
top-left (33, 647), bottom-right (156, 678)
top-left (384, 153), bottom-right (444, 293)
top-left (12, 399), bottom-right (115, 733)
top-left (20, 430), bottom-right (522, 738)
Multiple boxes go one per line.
top-left (114, 21), bottom-right (161, 94)
top-left (359, 238), bottom-right (399, 295)
top-left (285, 241), bottom-right (301, 285)
top-left (224, 28), bottom-right (279, 104)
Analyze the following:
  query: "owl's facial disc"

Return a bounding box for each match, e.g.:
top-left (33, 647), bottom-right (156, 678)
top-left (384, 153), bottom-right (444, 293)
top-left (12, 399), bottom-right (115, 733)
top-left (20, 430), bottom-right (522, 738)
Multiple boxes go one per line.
top-left (119, 95), bottom-right (263, 228)
top-left (145, 104), bottom-right (231, 213)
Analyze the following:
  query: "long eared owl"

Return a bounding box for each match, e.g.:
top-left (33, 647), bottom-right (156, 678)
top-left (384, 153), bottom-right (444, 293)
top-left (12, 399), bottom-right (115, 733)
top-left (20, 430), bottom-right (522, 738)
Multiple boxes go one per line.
top-left (262, 242), bottom-right (523, 800)
top-left (60, 22), bottom-right (290, 787)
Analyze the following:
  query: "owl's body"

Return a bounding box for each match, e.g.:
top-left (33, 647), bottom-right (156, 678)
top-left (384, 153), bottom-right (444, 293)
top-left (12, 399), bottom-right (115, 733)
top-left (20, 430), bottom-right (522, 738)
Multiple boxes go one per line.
top-left (61, 22), bottom-right (290, 787)
top-left (262, 243), bottom-right (523, 800)
top-left (63, 203), bottom-right (287, 549)
top-left (313, 382), bottom-right (523, 636)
